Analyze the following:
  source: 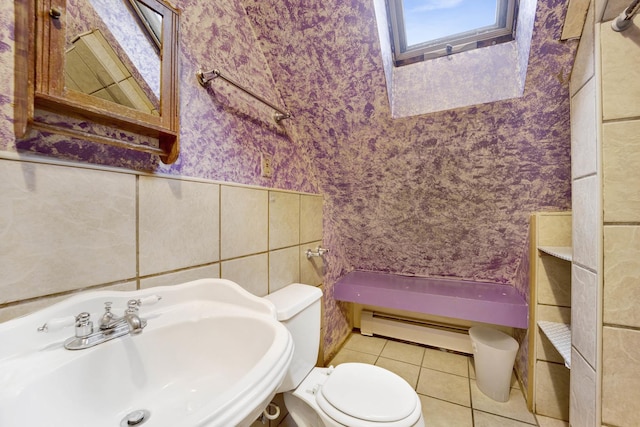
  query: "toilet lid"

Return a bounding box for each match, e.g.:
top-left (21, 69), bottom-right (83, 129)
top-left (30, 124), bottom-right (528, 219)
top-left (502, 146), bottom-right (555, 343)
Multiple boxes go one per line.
top-left (317, 363), bottom-right (418, 424)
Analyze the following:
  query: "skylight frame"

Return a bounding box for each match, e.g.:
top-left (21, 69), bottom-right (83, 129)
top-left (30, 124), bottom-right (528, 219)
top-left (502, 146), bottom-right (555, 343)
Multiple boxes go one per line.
top-left (388, 0), bottom-right (518, 65)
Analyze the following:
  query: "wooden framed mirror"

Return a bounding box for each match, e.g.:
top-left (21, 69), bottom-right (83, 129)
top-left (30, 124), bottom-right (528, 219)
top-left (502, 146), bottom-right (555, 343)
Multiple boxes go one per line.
top-left (15, 0), bottom-right (180, 164)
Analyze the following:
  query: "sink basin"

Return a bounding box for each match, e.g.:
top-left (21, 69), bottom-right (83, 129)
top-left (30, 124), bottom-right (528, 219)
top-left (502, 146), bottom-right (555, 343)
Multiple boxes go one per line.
top-left (0, 279), bottom-right (294, 427)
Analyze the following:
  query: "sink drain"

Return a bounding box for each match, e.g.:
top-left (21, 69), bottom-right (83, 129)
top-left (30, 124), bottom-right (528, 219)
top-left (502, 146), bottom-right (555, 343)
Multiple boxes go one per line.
top-left (120, 409), bottom-right (150, 426)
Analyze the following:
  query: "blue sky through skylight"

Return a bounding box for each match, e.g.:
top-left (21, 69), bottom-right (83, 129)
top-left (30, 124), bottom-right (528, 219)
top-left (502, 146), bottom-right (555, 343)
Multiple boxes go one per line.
top-left (402, 0), bottom-right (499, 47)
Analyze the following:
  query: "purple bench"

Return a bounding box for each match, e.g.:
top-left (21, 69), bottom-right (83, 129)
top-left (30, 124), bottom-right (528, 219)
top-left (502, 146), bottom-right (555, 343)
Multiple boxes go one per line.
top-left (333, 270), bottom-right (528, 329)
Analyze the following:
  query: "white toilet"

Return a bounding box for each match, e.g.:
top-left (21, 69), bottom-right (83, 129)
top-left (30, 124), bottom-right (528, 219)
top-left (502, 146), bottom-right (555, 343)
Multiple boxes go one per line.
top-left (265, 284), bottom-right (425, 427)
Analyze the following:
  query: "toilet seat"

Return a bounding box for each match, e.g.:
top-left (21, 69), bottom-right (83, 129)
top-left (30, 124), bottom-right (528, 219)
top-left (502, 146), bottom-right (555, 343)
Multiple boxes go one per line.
top-left (315, 363), bottom-right (422, 427)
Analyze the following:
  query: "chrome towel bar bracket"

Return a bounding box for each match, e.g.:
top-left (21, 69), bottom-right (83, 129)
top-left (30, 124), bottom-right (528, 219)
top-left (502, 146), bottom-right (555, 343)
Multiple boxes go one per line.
top-left (306, 246), bottom-right (329, 259)
top-left (612, 0), bottom-right (640, 31)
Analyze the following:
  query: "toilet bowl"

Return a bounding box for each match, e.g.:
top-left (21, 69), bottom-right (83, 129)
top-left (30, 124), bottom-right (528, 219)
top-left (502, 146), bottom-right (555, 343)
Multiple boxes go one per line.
top-left (265, 284), bottom-right (425, 427)
top-left (285, 363), bottom-right (424, 427)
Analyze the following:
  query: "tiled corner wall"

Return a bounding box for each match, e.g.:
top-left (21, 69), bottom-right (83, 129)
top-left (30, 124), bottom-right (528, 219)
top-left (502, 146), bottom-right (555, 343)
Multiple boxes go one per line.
top-left (599, 8), bottom-right (640, 427)
top-left (0, 156), bottom-right (324, 327)
top-left (569, 2), bottom-right (640, 426)
top-left (569, 2), bottom-right (600, 426)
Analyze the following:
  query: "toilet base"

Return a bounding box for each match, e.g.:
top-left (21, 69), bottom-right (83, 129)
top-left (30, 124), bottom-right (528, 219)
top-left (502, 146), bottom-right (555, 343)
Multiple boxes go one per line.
top-left (283, 391), bottom-right (324, 427)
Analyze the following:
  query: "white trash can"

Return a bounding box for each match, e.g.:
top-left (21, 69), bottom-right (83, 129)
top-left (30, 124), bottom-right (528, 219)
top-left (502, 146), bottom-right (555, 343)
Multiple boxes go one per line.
top-left (469, 326), bottom-right (519, 402)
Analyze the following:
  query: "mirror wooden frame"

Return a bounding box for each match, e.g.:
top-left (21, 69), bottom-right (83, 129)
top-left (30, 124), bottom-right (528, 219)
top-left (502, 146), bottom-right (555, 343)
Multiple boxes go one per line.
top-left (14, 0), bottom-right (180, 164)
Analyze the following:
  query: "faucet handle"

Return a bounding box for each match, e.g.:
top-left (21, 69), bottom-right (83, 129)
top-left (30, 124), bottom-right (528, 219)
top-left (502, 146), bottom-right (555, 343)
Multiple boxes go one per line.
top-left (137, 295), bottom-right (162, 306)
top-left (74, 312), bottom-right (93, 338)
top-left (125, 295), bottom-right (162, 315)
top-left (99, 302), bottom-right (116, 329)
top-left (126, 299), bottom-right (141, 314)
top-left (37, 315), bottom-right (75, 332)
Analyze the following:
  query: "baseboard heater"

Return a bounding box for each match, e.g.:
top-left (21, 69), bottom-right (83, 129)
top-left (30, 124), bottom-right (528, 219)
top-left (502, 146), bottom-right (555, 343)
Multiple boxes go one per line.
top-left (360, 310), bottom-right (473, 354)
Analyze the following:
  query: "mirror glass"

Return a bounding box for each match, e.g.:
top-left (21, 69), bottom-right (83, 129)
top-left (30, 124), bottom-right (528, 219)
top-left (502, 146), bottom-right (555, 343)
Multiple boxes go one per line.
top-left (64, 0), bottom-right (162, 115)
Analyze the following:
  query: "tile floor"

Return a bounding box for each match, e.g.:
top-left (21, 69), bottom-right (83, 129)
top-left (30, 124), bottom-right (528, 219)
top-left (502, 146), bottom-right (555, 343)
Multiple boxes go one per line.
top-left (321, 332), bottom-right (569, 427)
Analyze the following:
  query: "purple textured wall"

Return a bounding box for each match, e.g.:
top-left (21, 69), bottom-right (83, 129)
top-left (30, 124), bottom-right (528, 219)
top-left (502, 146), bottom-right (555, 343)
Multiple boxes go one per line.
top-left (0, 0), bottom-right (576, 359)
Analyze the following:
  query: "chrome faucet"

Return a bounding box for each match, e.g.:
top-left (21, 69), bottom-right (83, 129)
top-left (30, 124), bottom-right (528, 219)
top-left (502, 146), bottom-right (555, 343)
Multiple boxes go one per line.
top-left (99, 300), bottom-right (146, 335)
top-left (58, 296), bottom-right (161, 350)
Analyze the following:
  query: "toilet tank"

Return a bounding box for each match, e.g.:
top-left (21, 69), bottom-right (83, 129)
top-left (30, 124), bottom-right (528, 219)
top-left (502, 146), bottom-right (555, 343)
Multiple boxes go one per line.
top-left (264, 284), bottom-right (322, 393)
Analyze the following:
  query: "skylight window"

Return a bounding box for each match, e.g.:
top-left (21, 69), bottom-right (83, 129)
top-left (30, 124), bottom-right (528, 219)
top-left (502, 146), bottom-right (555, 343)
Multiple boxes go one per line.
top-left (388, 0), bottom-right (517, 65)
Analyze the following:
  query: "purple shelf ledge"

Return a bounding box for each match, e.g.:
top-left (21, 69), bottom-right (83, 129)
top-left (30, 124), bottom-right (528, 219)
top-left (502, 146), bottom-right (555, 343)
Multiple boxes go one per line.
top-left (333, 270), bottom-right (528, 329)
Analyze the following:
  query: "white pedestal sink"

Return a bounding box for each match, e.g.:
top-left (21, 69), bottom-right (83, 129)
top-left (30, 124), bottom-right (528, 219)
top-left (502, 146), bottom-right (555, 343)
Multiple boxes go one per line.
top-left (0, 279), bottom-right (294, 427)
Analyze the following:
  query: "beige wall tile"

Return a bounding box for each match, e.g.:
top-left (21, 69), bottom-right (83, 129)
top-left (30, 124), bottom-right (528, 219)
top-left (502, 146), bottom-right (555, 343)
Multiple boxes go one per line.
top-left (571, 264), bottom-right (598, 366)
top-left (602, 326), bottom-right (640, 426)
top-left (537, 213), bottom-right (572, 247)
top-left (604, 225), bottom-right (640, 327)
top-left (268, 246), bottom-right (300, 293)
top-left (0, 155), bottom-right (322, 336)
top-left (570, 0), bottom-right (595, 96)
top-left (139, 177), bottom-right (219, 276)
top-left (570, 348), bottom-right (597, 427)
top-left (571, 77), bottom-right (598, 179)
top-left (300, 241), bottom-right (324, 286)
top-left (537, 255), bottom-right (572, 307)
top-left (221, 253), bottom-right (268, 296)
top-left (269, 191), bottom-right (300, 250)
top-left (0, 280), bottom-right (136, 323)
top-left (572, 176), bottom-right (600, 270)
top-left (537, 304), bottom-right (572, 324)
top-left (534, 361), bottom-right (570, 421)
top-left (562, 0), bottom-right (591, 40)
top-left (300, 195), bottom-right (323, 243)
top-left (603, 120), bottom-right (640, 222)
top-left (0, 160), bottom-right (136, 304)
top-left (140, 264), bottom-right (220, 289)
top-left (220, 186), bottom-right (268, 259)
top-left (601, 15), bottom-right (640, 120)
